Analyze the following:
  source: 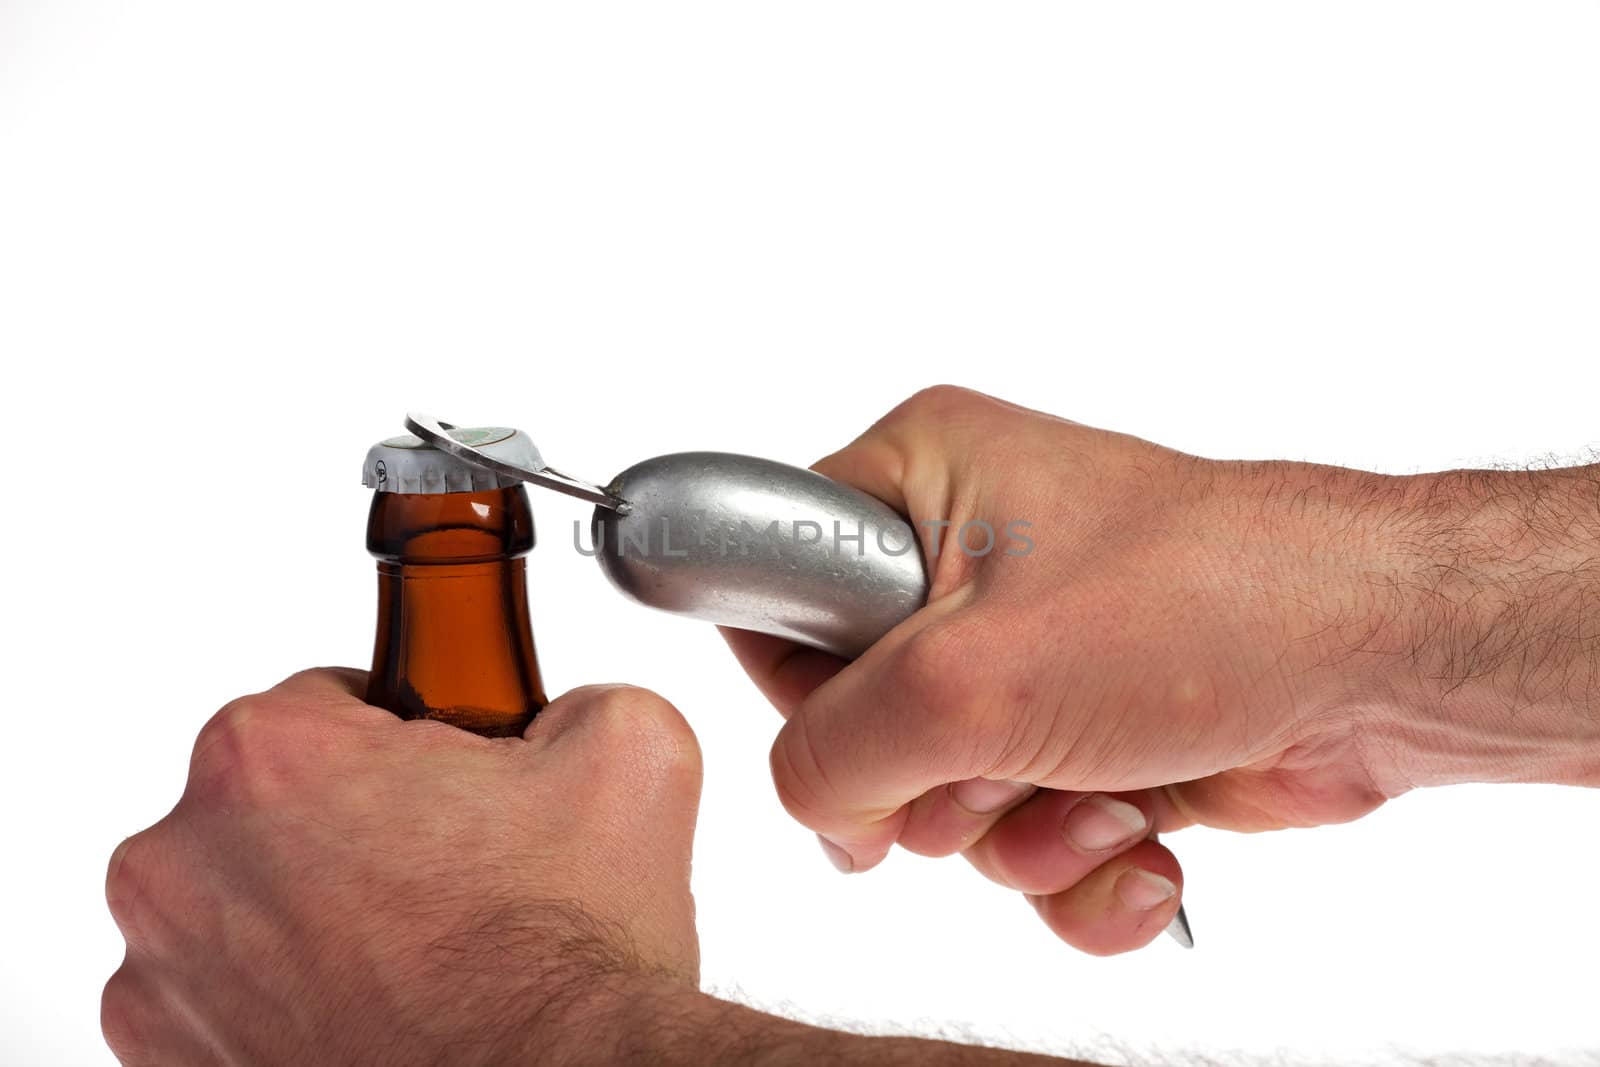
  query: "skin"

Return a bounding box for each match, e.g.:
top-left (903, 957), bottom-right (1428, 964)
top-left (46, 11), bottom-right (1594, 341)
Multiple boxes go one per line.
top-left (102, 671), bottom-right (704, 1065)
top-left (723, 386), bottom-right (1600, 953)
top-left (104, 387), bottom-right (1600, 1063)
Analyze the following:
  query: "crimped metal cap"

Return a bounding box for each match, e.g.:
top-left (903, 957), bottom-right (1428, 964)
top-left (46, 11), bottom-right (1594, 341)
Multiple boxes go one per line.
top-left (361, 426), bottom-right (542, 494)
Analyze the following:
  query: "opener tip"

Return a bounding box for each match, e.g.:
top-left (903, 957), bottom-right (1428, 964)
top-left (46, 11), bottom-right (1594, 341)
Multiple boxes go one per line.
top-left (1165, 905), bottom-right (1194, 949)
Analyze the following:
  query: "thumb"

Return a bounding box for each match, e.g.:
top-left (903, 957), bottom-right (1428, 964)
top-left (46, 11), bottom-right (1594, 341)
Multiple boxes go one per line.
top-left (525, 684), bottom-right (704, 813)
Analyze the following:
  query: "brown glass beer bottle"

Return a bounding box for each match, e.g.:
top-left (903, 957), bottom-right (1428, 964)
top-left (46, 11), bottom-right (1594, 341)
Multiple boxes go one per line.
top-left (361, 427), bottom-right (547, 737)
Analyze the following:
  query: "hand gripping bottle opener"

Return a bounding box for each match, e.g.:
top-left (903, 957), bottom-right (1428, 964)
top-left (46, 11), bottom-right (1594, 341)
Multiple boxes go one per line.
top-left (399, 413), bottom-right (1193, 948)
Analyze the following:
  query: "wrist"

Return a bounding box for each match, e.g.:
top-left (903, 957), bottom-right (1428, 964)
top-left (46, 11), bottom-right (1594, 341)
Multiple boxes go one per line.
top-left (446, 905), bottom-right (704, 1066)
top-left (492, 971), bottom-right (706, 1066)
top-left (602, 982), bottom-right (831, 1065)
top-left (1230, 460), bottom-right (1600, 790)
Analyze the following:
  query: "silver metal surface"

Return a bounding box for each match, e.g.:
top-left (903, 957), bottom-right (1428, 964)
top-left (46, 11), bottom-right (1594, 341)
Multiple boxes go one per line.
top-left (404, 412), bottom-right (630, 513)
top-left (1167, 906), bottom-right (1193, 948)
top-left (592, 452), bottom-right (928, 659)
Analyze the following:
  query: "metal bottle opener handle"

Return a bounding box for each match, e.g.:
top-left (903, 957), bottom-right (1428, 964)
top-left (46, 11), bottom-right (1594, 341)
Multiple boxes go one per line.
top-left (591, 451), bottom-right (929, 659)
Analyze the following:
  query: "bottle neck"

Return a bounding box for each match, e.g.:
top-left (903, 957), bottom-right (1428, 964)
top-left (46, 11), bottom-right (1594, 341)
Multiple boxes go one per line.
top-left (366, 485), bottom-right (535, 564)
top-left (365, 488), bottom-right (545, 737)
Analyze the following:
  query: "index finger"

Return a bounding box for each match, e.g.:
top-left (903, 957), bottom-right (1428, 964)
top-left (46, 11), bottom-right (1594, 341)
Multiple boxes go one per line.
top-left (268, 666), bottom-right (370, 703)
top-left (186, 667), bottom-right (385, 788)
top-left (261, 666), bottom-right (392, 729)
top-left (226, 666), bottom-right (391, 733)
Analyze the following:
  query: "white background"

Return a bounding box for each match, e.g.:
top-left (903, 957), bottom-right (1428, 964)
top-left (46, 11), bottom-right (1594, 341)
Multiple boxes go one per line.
top-left (3, 2), bottom-right (1598, 1064)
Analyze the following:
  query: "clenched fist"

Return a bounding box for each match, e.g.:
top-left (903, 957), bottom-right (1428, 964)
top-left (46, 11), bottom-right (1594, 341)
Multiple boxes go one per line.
top-left (102, 670), bottom-right (703, 1065)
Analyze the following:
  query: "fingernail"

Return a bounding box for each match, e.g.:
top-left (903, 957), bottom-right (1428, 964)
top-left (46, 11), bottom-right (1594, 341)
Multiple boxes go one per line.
top-left (950, 777), bottom-right (1033, 814)
top-left (1063, 793), bottom-right (1147, 852)
top-left (817, 834), bottom-right (855, 873)
top-left (1116, 868), bottom-right (1177, 911)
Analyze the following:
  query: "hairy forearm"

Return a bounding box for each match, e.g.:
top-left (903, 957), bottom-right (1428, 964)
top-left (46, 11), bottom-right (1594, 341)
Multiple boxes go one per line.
top-left (582, 980), bottom-right (1598, 1066)
top-left (1239, 459), bottom-right (1600, 791)
top-left (605, 985), bottom-right (1076, 1066)
top-left (1383, 464), bottom-right (1600, 786)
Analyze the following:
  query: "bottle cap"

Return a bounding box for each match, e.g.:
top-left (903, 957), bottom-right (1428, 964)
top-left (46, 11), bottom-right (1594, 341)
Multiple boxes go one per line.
top-left (362, 426), bottom-right (541, 494)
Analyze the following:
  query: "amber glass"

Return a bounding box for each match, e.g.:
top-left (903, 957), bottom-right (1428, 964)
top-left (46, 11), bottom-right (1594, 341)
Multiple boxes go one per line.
top-left (366, 486), bottom-right (547, 737)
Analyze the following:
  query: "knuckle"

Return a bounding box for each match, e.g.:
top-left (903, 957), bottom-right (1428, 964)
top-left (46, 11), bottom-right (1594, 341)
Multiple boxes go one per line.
top-left (588, 686), bottom-right (703, 787)
top-left (105, 831), bottom-right (160, 944)
top-left (892, 384), bottom-right (983, 423)
top-left (187, 695), bottom-right (291, 804)
top-left (277, 666), bottom-right (367, 711)
top-left (191, 696), bottom-right (259, 761)
top-left (100, 965), bottom-right (148, 1061)
top-left (282, 665), bottom-right (336, 689)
